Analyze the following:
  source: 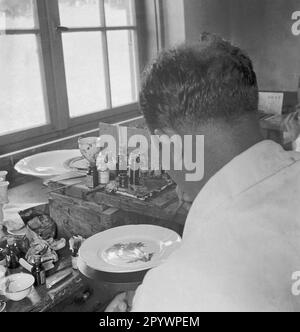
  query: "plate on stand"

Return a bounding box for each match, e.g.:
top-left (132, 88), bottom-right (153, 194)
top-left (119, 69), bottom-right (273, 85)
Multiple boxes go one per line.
top-left (14, 150), bottom-right (83, 179)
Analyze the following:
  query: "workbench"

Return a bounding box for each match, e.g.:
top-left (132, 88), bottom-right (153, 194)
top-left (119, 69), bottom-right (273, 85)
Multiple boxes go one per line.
top-left (0, 255), bottom-right (107, 312)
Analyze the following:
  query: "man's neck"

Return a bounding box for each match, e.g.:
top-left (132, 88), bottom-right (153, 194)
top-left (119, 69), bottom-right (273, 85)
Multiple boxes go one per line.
top-left (184, 116), bottom-right (264, 199)
top-left (203, 116), bottom-right (263, 184)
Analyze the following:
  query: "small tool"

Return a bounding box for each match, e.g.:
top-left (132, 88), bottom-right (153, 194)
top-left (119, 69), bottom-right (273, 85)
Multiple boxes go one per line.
top-left (46, 268), bottom-right (73, 290)
top-left (46, 181), bottom-right (84, 194)
top-left (86, 184), bottom-right (106, 196)
top-left (43, 173), bottom-right (85, 188)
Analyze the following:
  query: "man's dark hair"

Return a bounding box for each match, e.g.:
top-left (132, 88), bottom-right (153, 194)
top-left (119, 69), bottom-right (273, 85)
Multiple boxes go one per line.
top-left (140, 33), bottom-right (258, 133)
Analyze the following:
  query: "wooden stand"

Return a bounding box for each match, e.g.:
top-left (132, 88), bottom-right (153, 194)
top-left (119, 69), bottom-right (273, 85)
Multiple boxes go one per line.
top-left (48, 179), bottom-right (187, 240)
top-left (47, 123), bottom-right (187, 239)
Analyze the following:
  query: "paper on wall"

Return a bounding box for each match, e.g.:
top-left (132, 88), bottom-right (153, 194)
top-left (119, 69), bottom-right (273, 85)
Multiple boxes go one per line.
top-left (258, 92), bottom-right (284, 115)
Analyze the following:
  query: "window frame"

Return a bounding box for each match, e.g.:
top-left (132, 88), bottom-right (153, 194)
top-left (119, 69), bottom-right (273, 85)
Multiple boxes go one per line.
top-left (0, 0), bottom-right (143, 154)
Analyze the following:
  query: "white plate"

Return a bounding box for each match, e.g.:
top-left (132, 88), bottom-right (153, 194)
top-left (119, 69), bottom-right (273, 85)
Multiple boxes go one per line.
top-left (14, 150), bottom-right (83, 179)
top-left (64, 156), bottom-right (89, 171)
top-left (79, 225), bottom-right (182, 274)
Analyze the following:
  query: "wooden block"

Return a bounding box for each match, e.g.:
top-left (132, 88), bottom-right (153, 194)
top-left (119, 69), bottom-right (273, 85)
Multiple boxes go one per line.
top-left (49, 192), bottom-right (106, 214)
top-left (49, 194), bottom-right (112, 239)
top-left (152, 189), bottom-right (179, 209)
top-left (101, 207), bottom-right (120, 229)
top-left (102, 207), bottom-right (120, 216)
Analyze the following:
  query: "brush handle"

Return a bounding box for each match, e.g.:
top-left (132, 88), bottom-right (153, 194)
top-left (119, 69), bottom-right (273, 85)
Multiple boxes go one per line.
top-left (19, 258), bottom-right (33, 273)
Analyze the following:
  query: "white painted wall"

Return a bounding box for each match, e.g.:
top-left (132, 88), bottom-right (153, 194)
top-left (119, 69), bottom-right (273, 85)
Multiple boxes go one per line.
top-left (162, 0), bottom-right (186, 48)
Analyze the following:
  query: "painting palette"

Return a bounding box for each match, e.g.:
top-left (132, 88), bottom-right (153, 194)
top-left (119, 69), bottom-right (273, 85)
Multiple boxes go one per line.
top-left (64, 156), bottom-right (89, 172)
top-left (15, 150), bottom-right (83, 179)
top-left (79, 225), bottom-right (181, 274)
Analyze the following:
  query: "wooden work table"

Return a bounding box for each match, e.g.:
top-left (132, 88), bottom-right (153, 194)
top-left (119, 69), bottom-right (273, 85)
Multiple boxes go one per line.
top-left (0, 249), bottom-right (111, 313)
top-left (1, 176), bottom-right (187, 312)
top-left (1, 181), bottom-right (111, 312)
top-left (1, 259), bottom-right (82, 312)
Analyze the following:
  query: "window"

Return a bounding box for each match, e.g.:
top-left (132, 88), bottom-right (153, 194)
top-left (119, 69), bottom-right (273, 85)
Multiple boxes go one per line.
top-left (0, 0), bottom-right (49, 136)
top-left (58, 0), bottom-right (138, 117)
top-left (0, 0), bottom-right (141, 153)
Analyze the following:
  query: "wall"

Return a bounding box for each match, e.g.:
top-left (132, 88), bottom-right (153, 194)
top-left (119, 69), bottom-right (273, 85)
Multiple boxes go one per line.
top-left (162, 0), bottom-right (186, 48)
top-left (230, 0), bottom-right (300, 91)
top-left (184, 0), bottom-right (231, 43)
top-left (176, 0), bottom-right (300, 92)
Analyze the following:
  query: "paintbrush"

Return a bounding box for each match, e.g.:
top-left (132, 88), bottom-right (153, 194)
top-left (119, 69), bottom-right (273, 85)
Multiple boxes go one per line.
top-left (46, 181), bottom-right (84, 194)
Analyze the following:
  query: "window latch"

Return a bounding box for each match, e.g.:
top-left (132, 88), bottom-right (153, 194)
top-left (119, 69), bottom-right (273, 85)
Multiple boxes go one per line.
top-left (56, 26), bottom-right (69, 32)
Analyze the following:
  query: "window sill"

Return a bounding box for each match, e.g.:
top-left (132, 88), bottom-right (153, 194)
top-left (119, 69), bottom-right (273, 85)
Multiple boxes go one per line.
top-left (0, 103), bottom-right (140, 156)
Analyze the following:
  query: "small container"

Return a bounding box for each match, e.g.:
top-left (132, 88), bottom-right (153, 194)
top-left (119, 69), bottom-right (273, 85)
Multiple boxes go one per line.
top-left (130, 168), bottom-right (140, 186)
top-left (6, 238), bottom-right (20, 270)
top-left (129, 154), bottom-right (141, 186)
top-left (119, 173), bottom-right (129, 189)
top-left (86, 165), bottom-right (99, 189)
top-left (0, 273), bottom-right (34, 301)
top-left (116, 155), bottom-right (120, 177)
top-left (99, 170), bottom-right (110, 185)
top-left (71, 251), bottom-right (79, 270)
top-left (31, 255), bottom-right (46, 287)
top-left (117, 154), bottom-right (128, 175)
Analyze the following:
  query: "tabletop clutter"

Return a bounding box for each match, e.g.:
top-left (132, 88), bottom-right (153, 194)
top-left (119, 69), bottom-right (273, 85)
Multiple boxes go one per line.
top-left (0, 198), bottom-right (85, 304)
top-left (0, 132), bottom-right (178, 310)
top-left (78, 136), bottom-right (173, 200)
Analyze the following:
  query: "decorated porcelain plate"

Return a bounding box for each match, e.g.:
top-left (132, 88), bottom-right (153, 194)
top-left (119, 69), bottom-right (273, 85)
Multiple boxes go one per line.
top-left (79, 225), bottom-right (182, 273)
top-left (15, 150), bottom-right (83, 179)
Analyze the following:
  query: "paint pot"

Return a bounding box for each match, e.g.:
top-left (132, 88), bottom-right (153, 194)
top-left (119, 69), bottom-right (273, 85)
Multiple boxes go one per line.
top-left (99, 170), bottom-right (110, 185)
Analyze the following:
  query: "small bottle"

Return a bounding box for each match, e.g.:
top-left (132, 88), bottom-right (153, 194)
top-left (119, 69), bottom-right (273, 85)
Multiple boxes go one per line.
top-left (31, 255), bottom-right (46, 287)
top-left (71, 249), bottom-right (79, 270)
top-left (6, 238), bottom-right (20, 269)
top-left (119, 173), bottom-right (129, 189)
top-left (86, 165), bottom-right (99, 189)
top-left (116, 155), bottom-right (120, 177)
top-left (129, 154), bottom-right (141, 186)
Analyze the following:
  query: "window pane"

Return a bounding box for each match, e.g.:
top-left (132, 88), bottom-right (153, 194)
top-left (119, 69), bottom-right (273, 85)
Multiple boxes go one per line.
top-left (107, 30), bottom-right (137, 107)
top-left (104, 0), bottom-right (135, 26)
top-left (58, 0), bottom-right (101, 27)
top-left (62, 32), bottom-right (107, 117)
top-left (0, 34), bottom-right (49, 136)
top-left (0, 0), bottom-right (37, 29)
